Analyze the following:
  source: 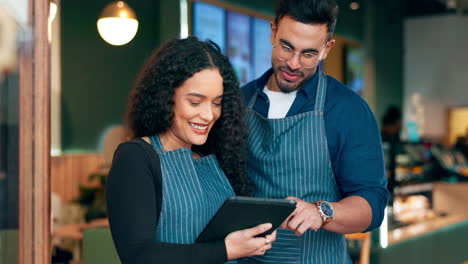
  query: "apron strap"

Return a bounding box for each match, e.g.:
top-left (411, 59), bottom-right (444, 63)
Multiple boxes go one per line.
top-left (248, 72), bottom-right (328, 112)
top-left (314, 72), bottom-right (328, 113)
top-left (149, 135), bottom-right (165, 154)
top-left (247, 91), bottom-right (258, 109)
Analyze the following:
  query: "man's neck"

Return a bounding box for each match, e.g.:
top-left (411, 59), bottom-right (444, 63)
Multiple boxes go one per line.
top-left (266, 74), bottom-right (280, 92)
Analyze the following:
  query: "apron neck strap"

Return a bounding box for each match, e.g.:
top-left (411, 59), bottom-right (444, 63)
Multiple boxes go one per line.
top-left (150, 135), bottom-right (165, 153)
top-left (247, 71), bottom-right (328, 112)
top-left (314, 72), bottom-right (327, 112)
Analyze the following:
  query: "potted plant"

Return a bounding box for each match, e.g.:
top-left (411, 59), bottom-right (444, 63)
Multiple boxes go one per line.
top-left (74, 173), bottom-right (107, 222)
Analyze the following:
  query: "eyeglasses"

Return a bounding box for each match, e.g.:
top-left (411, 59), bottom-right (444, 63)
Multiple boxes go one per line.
top-left (273, 43), bottom-right (328, 69)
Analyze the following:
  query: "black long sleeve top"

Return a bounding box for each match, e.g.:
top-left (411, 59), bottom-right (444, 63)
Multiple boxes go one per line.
top-left (106, 138), bottom-right (228, 264)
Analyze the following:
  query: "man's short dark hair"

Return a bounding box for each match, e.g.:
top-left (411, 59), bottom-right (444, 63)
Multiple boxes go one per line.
top-left (275, 0), bottom-right (339, 40)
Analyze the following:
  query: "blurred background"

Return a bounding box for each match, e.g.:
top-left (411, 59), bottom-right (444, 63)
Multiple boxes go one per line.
top-left (1, 0), bottom-right (468, 263)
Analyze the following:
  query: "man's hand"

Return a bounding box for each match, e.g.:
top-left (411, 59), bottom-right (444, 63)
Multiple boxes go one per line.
top-left (280, 196), bottom-right (323, 236)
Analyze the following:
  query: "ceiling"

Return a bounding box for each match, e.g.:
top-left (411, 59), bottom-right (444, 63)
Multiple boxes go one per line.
top-left (402, 0), bottom-right (468, 17)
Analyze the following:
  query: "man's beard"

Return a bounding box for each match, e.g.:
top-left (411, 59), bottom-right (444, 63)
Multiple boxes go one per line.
top-left (273, 65), bottom-right (307, 93)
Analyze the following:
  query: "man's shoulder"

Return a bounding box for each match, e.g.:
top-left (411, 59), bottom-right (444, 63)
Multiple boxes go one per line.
top-left (241, 80), bottom-right (257, 105)
top-left (324, 74), bottom-right (370, 113)
top-left (325, 75), bottom-right (360, 101)
top-left (241, 69), bottom-right (272, 100)
top-left (241, 79), bottom-right (257, 94)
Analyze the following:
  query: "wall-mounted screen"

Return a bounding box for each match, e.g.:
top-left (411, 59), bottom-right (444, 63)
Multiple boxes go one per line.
top-left (227, 11), bottom-right (252, 85)
top-left (343, 45), bottom-right (364, 94)
top-left (192, 1), bottom-right (272, 86)
top-left (252, 18), bottom-right (272, 78)
top-left (192, 2), bottom-right (226, 53)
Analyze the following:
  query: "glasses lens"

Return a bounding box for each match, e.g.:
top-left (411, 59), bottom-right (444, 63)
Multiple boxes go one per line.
top-left (275, 45), bottom-right (318, 68)
top-left (300, 56), bottom-right (317, 68)
top-left (276, 45), bottom-right (292, 61)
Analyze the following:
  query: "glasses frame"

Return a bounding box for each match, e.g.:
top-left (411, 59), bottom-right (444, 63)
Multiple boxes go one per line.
top-left (273, 42), bottom-right (329, 69)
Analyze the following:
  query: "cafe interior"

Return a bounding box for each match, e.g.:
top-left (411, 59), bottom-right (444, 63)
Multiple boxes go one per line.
top-left (1, 0), bottom-right (468, 263)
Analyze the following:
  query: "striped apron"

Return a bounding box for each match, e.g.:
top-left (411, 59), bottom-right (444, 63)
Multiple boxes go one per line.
top-left (150, 136), bottom-right (236, 263)
top-left (242, 73), bottom-right (349, 263)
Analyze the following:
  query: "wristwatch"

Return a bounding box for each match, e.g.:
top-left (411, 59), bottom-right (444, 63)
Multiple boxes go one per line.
top-left (313, 200), bottom-right (334, 227)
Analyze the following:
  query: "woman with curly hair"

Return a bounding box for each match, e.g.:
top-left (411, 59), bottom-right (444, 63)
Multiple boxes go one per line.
top-left (106, 37), bottom-right (276, 264)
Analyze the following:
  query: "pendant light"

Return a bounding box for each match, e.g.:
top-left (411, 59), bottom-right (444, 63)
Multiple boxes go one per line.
top-left (349, 0), bottom-right (360, 10)
top-left (48, 0), bottom-right (58, 42)
top-left (50, 0), bottom-right (57, 23)
top-left (97, 1), bottom-right (139, 46)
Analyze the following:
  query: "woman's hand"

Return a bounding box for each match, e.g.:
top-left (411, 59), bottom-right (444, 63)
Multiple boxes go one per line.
top-left (224, 223), bottom-right (277, 260)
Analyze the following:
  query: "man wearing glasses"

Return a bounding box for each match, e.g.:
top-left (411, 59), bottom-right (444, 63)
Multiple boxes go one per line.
top-left (241, 0), bottom-right (389, 263)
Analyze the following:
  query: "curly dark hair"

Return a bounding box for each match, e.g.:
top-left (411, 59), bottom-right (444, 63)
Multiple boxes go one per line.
top-left (126, 36), bottom-right (252, 196)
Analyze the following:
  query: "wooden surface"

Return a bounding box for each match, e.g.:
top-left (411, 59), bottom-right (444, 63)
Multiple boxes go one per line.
top-left (433, 182), bottom-right (468, 219)
top-left (18, 23), bottom-right (34, 264)
top-left (388, 214), bottom-right (466, 245)
top-left (346, 232), bottom-right (371, 264)
top-left (19, 0), bottom-right (51, 262)
top-left (51, 153), bottom-right (105, 202)
top-left (324, 35), bottom-right (361, 83)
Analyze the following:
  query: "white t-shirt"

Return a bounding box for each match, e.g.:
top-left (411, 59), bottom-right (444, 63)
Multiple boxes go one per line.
top-left (263, 86), bottom-right (298, 119)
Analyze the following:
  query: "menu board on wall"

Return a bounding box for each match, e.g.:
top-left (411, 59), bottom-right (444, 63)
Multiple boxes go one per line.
top-left (191, 1), bottom-right (272, 86)
top-left (252, 18), bottom-right (272, 78)
top-left (192, 2), bottom-right (226, 53)
top-left (227, 11), bottom-right (252, 86)
top-left (344, 45), bottom-right (364, 94)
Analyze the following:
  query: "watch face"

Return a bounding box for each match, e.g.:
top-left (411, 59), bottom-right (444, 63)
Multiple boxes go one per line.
top-left (320, 201), bottom-right (334, 218)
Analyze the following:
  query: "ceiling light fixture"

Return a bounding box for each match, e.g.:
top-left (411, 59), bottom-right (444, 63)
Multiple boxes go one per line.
top-left (97, 1), bottom-right (139, 46)
top-left (49, 0), bottom-right (57, 23)
top-left (350, 1), bottom-right (360, 10)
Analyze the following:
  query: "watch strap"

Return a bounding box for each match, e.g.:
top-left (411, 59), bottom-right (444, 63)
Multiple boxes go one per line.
top-left (313, 200), bottom-right (333, 228)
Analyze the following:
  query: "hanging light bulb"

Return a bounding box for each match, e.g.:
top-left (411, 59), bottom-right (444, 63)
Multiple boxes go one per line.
top-left (349, 0), bottom-right (360, 10)
top-left (97, 1), bottom-right (139, 46)
top-left (49, 0), bottom-right (57, 23)
top-left (446, 0), bottom-right (457, 10)
top-left (48, 0), bottom-right (58, 42)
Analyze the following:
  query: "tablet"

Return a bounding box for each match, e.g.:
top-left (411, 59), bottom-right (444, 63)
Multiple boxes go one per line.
top-left (195, 196), bottom-right (296, 243)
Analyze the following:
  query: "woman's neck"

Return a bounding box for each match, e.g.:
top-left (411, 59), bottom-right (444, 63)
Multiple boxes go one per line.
top-left (158, 132), bottom-right (200, 158)
top-left (159, 131), bottom-right (191, 151)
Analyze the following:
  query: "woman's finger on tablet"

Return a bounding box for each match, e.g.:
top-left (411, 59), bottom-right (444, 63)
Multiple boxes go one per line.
top-left (265, 230), bottom-right (277, 243)
top-left (243, 223), bottom-right (272, 237)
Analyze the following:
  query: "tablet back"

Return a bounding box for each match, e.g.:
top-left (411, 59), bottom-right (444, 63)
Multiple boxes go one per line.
top-left (195, 196), bottom-right (296, 243)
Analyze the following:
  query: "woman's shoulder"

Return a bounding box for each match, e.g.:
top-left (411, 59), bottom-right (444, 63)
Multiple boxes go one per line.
top-left (117, 137), bottom-right (152, 151)
top-left (114, 138), bottom-right (159, 163)
top-left (110, 138), bottom-right (162, 185)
